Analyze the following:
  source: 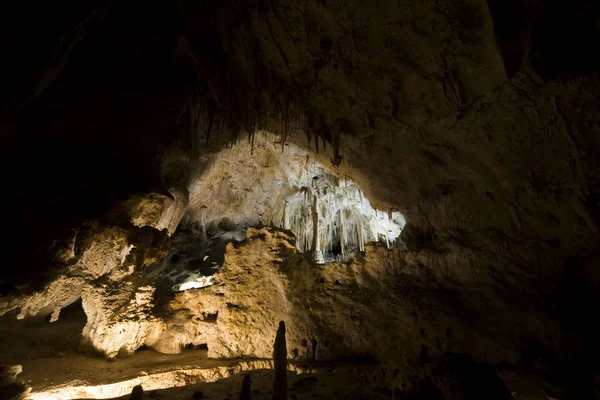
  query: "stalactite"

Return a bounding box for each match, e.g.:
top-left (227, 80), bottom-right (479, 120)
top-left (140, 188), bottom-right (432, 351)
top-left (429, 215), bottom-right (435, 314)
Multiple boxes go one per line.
top-left (272, 174), bottom-right (405, 261)
top-left (179, 0), bottom-right (355, 162)
top-left (311, 193), bottom-right (324, 264)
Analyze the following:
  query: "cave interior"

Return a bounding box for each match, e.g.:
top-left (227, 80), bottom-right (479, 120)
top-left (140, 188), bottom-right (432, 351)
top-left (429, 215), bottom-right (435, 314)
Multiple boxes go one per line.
top-left (1, 0), bottom-right (600, 399)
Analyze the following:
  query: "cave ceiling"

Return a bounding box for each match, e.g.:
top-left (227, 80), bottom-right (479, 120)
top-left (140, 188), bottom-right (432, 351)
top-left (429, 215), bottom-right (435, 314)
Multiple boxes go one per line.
top-left (2, 0), bottom-right (599, 282)
top-left (0, 0), bottom-right (600, 396)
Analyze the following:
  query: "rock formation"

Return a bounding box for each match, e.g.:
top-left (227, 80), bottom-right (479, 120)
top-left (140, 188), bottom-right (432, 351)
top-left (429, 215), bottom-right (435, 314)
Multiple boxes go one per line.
top-left (0, 365), bottom-right (30, 400)
top-left (1, 0), bottom-right (599, 397)
top-left (273, 321), bottom-right (288, 400)
top-left (185, 132), bottom-right (405, 261)
top-left (240, 374), bottom-right (252, 400)
top-left (128, 385), bottom-right (143, 400)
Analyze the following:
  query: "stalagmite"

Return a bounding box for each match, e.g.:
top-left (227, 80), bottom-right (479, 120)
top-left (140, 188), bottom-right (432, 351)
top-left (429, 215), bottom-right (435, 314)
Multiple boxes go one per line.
top-left (129, 385), bottom-right (143, 400)
top-left (272, 321), bottom-right (287, 400)
top-left (240, 374), bottom-right (252, 400)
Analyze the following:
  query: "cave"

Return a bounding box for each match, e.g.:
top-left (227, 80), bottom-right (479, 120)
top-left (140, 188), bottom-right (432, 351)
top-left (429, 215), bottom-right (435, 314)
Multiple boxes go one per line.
top-left (1, 0), bottom-right (599, 399)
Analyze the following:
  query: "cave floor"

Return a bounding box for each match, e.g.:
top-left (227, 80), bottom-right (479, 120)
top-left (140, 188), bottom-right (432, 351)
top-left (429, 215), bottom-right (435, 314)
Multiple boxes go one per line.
top-left (0, 308), bottom-right (391, 399)
top-left (100, 369), bottom-right (394, 400)
top-left (0, 302), bottom-right (563, 399)
top-left (14, 348), bottom-right (399, 400)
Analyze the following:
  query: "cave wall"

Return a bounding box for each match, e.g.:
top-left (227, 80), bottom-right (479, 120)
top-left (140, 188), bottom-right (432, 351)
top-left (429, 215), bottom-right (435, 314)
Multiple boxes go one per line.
top-left (158, 227), bottom-right (560, 366)
top-left (0, 0), bottom-right (599, 392)
top-left (173, 0), bottom-right (600, 377)
top-left (0, 0), bottom-right (196, 288)
top-left (3, 0), bottom-right (599, 282)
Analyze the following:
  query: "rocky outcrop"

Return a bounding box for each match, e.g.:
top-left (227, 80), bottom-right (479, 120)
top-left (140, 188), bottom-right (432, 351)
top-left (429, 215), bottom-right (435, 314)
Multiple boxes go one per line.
top-left (127, 188), bottom-right (190, 236)
top-left (14, 276), bottom-right (85, 322)
top-left (127, 193), bottom-right (175, 231)
top-left (81, 279), bottom-right (165, 358)
top-left (0, 221), bottom-right (171, 357)
top-left (0, 223), bottom-right (132, 320)
top-left (0, 208), bottom-right (564, 366)
top-left (76, 225), bottom-right (132, 279)
top-left (96, 227), bottom-right (553, 367)
top-left (0, 365), bottom-right (30, 400)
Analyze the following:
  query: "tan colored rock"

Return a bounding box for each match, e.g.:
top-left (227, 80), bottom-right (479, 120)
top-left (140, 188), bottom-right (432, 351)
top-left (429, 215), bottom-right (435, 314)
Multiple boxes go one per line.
top-left (127, 188), bottom-right (189, 235)
top-left (128, 193), bottom-right (173, 229)
top-left (16, 276), bottom-right (85, 320)
top-left (0, 224), bottom-right (142, 322)
top-left (78, 226), bottom-right (132, 279)
top-left (0, 276), bottom-right (85, 320)
top-left (133, 227), bottom-right (557, 365)
top-left (162, 228), bottom-right (296, 359)
top-left (156, 188), bottom-right (189, 235)
top-left (81, 279), bottom-right (165, 358)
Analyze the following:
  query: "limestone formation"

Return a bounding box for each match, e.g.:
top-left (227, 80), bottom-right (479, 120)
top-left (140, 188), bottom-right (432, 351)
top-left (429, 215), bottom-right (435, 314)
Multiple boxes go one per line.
top-left (273, 321), bottom-right (287, 400)
top-left (0, 365), bottom-right (30, 400)
top-left (2, 0), bottom-right (600, 396)
top-left (129, 385), bottom-right (143, 400)
top-left (32, 225), bottom-right (547, 363)
top-left (127, 193), bottom-right (174, 230)
top-left (132, 227), bottom-right (554, 364)
top-left (240, 374), bottom-right (252, 400)
top-left (76, 224), bottom-right (132, 279)
top-left (0, 223), bottom-right (133, 322)
top-left (81, 279), bottom-right (165, 358)
top-left (185, 133), bottom-right (405, 261)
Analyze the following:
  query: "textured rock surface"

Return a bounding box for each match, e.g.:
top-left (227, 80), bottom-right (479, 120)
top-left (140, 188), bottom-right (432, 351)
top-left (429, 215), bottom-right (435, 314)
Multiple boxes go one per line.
top-left (1, 0), bottom-right (599, 396)
top-left (0, 365), bottom-right (30, 400)
top-left (81, 279), bottom-right (165, 358)
top-left (127, 193), bottom-right (174, 230)
top-left (118, 227), bottom-right (553, 367)
top-left (77, 225), bottom-right (132, 279)
top-left (185, 132), bottom-right (405, 260)
top-left (0, 222), bottom-right (170, 357)
top-left (126, 187), bottom-right (189, 236)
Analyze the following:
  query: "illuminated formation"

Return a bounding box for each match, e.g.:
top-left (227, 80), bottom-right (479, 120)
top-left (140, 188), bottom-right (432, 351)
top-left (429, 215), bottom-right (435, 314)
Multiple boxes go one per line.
top-left (186, 132), bottom-right (405, 264)
top-left (2, 0), bottom-right (598, 398)
top-left (272, 176), bottom-right (405, 263)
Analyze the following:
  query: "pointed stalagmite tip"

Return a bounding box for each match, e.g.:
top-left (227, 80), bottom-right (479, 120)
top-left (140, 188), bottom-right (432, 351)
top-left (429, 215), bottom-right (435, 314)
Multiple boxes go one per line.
top-left (273, 320), bottom-right (288, 400)
top-left (240, 374), bottom-right (252, 400)
top-left (129, 385), bottom-right (143, 400)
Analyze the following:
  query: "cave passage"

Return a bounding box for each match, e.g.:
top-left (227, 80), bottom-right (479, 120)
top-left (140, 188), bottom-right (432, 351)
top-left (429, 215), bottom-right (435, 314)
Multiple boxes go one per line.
top-left (183, 132), bottom-right (406, 266)
top-left (2, 0), bottom-right (599, 398)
